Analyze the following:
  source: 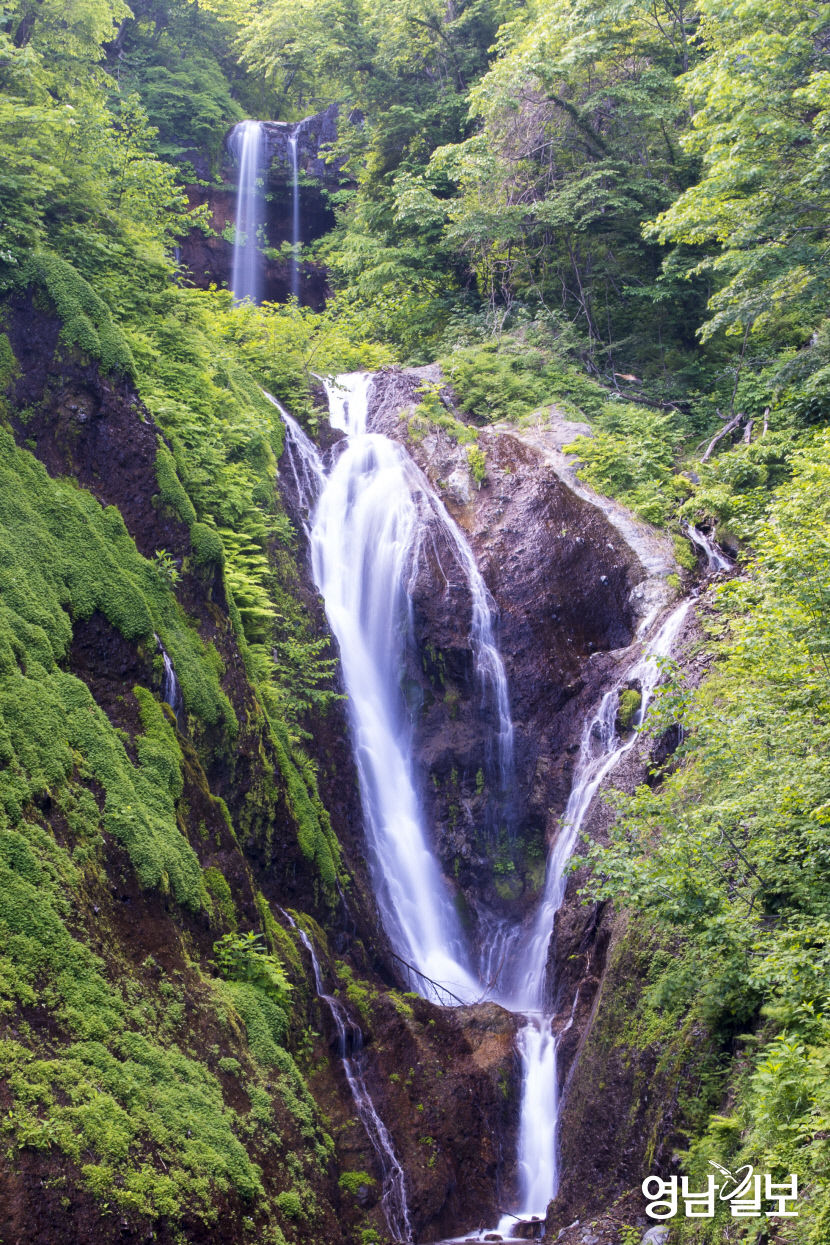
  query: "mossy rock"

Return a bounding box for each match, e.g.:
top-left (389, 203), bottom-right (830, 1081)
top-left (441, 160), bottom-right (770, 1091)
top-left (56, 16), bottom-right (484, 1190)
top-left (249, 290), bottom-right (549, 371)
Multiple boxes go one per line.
top-left (190, 521), bottom-right (225, 568)
top-left (21, 253), bottom-right (135, 377)
top-left (616, 688), bottom-right (642, 734)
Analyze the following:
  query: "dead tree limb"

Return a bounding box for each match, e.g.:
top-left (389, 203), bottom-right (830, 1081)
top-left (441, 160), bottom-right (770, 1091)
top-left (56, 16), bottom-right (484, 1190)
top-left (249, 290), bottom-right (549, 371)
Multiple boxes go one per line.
top-left (701, 413), bottom-right (745, 462)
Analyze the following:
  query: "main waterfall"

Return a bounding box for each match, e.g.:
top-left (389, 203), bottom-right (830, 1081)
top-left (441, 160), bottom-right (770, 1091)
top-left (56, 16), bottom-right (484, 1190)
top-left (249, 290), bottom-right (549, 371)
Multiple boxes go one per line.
top-left (278, 374), bottom-right (514, 1003)
top-left (276, 373), bottom-right (691, 1242)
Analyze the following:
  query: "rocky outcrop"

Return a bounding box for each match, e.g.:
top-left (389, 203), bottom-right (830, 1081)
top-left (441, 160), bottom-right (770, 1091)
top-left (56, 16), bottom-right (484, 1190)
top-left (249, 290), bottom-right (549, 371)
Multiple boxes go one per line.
top-left (365, 369), bottom-right (674, 941)
top-left (178, 106), bottom-right (346, 306)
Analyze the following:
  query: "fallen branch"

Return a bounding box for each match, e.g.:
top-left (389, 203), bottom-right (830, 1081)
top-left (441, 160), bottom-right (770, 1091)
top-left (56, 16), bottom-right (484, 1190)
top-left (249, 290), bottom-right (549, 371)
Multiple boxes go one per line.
top-left (701, 412), bottom-right (745, 462)
top-left (387, 950), bottom-right (467, 1007)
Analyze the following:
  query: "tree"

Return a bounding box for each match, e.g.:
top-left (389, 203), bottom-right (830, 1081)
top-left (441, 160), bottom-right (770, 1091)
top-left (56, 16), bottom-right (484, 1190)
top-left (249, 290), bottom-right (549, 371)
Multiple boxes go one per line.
top-left (648, 0), bottom-right (830, 354)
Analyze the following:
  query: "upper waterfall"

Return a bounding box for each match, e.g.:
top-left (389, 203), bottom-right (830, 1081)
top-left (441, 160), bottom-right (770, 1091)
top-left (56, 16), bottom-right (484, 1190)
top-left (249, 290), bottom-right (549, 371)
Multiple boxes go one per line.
top-left (229, 120), bottom-right (266, 303)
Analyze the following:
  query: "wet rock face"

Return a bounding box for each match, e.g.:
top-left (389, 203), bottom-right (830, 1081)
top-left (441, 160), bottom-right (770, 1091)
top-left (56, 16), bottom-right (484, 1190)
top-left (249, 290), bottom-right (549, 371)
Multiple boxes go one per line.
top-left (366, 998), bottom-right (522, 1241)
top-left (366, 369), bottom-right (644, 927)
top-left (178, 105), bottom-right (345, 307)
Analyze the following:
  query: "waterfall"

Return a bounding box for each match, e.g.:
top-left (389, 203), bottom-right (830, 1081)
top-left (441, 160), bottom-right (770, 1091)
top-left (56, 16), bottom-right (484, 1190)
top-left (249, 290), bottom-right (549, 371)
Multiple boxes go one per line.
top-left (684, 521), bottom-right (733, 573)
top-left (281, 911), bottom-right (412, 1244)
top-left (321, 374), bottom-right (515, 817)
top-left (494, 598), bottom-right (690, 1228)
top-left (288, 122), bottom-right (303, 303)
top-left (282, 372), bottom-right (513, 1002)
top-left (265, 392), bottom-right (325, 537)
top-left (229, 119), bottom-right (266, 304)
top-left (154, 634), bottom-right (183, 725)
top-left (275, 372), bottom-right (690, 1238)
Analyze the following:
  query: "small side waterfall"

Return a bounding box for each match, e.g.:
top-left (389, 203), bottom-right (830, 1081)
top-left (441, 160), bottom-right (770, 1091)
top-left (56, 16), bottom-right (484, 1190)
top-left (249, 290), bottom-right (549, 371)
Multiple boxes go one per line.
top-left (288, 121), bottom-right (304, 303)
top-left (495, 599), bottom-right (690, 1229)
top-left (684, 521), bottom-right (733, 573)
top-left (154, 634), bottom-right (183, 725)
top-left (229, 119), bottom-right (266, 304)
top-left (282, 911), bottom-right (412, 1243)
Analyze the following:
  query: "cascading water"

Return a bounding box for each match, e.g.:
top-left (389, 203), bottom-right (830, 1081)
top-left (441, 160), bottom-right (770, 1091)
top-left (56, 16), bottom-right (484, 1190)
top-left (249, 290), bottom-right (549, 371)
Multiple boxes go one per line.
top-left (280, 373), bottom-right (516, 1002)
top-left (281, 910), bottom-right (412, 1243)
top-left (491, 598), bottom-right (691, 1232)
top-left (275, 368), bottom-right (691, 1240)
top-left (288, 122), bottom-right (304, 303)
top-left (154, 634), bottom-right (183, 725)
top-left (684, 521), bottom-right (733, 573)
top-left (229, 119), bottom-right (266, 303)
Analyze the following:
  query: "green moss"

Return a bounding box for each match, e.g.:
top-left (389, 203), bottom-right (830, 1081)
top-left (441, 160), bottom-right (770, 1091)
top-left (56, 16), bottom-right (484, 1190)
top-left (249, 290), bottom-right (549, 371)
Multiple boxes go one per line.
top-left (190, 520), bottom-right (225, 568)
top-left (334, 961), bottom-right (375, 1022)
top-left (0, 800), bottom-right (263, 1224)
top-left (389, 991), bottom-right (414, 1019)
top-left (203, 866), bottom-right (237, 930)
top-left (0, 428), bottom-right (234, 899)
top-left (412, 381), bottom-right (479, 444)
top-left (275, 1190), bottom-right (303, 1220)
top-left (673, 531), bottom-right (699, 572)
top-left (155, 442), bottom-right (197, 525)
top-left (255, 894), bottom-right (304, 979)
top-left (21, 253), bottom-right (135, 377)
top-left (0, 331), bottom-right (17, 390)
top-left (217, 979), bottom-right (290, 1065)
top-left (269, 718), bottom-right (340, 889)
top-left (466, 443), bottom-right (487, 486)
top-left (616, 688), bottom-right (642, 733)
top-left (338, 1170), bottom-right (375, 1196)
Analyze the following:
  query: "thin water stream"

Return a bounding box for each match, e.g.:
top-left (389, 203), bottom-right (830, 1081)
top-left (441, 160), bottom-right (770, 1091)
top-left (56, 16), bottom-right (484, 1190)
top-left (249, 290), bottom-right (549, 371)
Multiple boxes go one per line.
top-left (281, 910), bottom-right (412, 1242)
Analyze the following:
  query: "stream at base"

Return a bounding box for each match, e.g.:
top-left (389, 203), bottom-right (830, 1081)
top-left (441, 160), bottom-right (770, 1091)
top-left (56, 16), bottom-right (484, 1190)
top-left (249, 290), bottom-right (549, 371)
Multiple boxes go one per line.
top-left (276, 373), bottom-right (692, 1241)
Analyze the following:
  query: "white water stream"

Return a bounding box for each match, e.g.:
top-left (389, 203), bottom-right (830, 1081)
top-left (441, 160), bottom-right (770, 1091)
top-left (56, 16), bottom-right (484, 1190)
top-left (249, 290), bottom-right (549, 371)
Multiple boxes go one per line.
top-left (288, 122), bottom-right (304, 303)
top-left (684, 521), bottom-right (733, 573)
top-left (281, 909), bottom-right (412, 1242)
top-left (153, 635), bottom-right (183, 730)
top-left (492, 599), bottom-right (690, 1231)
top-left (275, 373), bottom-right (692, 1240)
top-left (278, 375), bottom-right (515, 1003)
top-left (229, 120), bottom-right (266, 303)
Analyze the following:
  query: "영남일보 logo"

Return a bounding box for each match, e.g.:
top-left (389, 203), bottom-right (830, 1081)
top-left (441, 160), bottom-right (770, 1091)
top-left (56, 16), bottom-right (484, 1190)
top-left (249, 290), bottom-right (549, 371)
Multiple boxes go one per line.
top-left (643, 1162), bottom-right (799, 1219)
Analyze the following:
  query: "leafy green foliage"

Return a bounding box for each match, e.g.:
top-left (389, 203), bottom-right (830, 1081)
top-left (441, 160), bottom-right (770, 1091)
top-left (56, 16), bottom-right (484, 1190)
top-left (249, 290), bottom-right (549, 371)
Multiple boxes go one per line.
top-left (649, 0), bottom-right (830, 354)
top-left (443, 336), bottom-right (607, 424)
top-left (214, 931), bottom-right (292, 1003)
top-left (338, 1170), bottom-right (375, 1195)
top-left (565, 403), bottom-right (686, 524)
top-left (584, 432), bottom-right (830, 1236)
